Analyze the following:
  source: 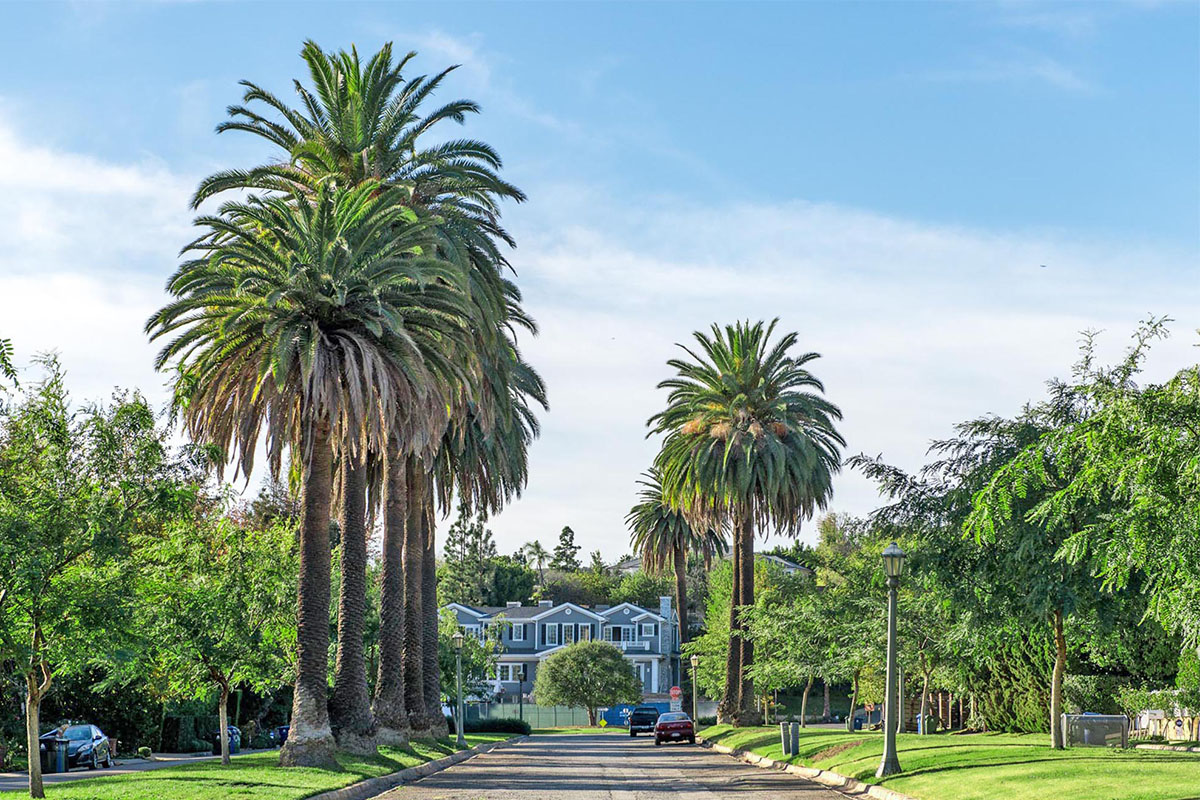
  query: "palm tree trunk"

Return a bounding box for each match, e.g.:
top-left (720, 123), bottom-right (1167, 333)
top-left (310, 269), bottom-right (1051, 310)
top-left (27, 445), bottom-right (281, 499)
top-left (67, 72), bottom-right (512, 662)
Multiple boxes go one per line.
top-left (673, 547), bottom-right (688, 645)
top-left (737, 512), bottom-right (760, 725)
top-left (717, 513), bottom-right (742, 724)
top-left (1050, 608), bottom-right (1066, 749)
top-left (330, 456), bottom-right (375, 750)
top-left (422, 481), bottom-right (448, 737)
top-left (373, 439), bottom-right (409, 742)
top-left (402, 457), bottom-right (430, 733)
top-left (280, 419), bottom-right (338, 768)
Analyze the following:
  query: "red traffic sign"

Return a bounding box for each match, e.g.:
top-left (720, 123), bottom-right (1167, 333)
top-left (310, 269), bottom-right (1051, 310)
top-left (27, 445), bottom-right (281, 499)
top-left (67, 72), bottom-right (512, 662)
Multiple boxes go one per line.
top-left (669, 686), bottom-right (682, 700)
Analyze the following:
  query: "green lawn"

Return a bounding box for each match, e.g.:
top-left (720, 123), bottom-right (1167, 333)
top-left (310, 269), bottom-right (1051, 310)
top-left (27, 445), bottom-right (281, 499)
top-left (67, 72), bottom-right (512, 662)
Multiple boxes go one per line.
top-left (1, 735), bottom-right (510, 800)
top-left (700, 725), bottom-right (1200, 800)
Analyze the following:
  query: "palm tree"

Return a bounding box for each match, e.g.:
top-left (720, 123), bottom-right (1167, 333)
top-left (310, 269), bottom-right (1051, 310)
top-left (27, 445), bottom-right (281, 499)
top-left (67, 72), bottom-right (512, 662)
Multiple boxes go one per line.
top-left (193, 40), bottom-right (534, 737)
top-left (626, 468), bottom-right (727, 645)
top-left (522, 540), bottom-right (550, 586)
top-left (146, 180), bottom-right (470, 766)
top-left (648, 320), bottom-right (844, 726)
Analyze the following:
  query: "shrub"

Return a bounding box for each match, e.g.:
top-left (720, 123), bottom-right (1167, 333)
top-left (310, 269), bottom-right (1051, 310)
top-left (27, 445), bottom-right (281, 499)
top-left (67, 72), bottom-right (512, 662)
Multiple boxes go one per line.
top-left (464, 717), bottom-right (531, 735)
top-left (137, 747), bottom-right (151, 759)
top-left (696, 715), bottom-right (717, 727)
top-left (1064, 674), bottom-right (1132, 715)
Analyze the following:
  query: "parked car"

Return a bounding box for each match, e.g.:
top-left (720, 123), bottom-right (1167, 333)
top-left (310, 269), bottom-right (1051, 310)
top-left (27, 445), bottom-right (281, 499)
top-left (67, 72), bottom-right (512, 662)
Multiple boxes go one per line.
top-left (654, 712), bottom-right (695, 746)
top-left (40, 724), bottom-right (112, 770)
top-left (628, 706), bottom-right (661, 737)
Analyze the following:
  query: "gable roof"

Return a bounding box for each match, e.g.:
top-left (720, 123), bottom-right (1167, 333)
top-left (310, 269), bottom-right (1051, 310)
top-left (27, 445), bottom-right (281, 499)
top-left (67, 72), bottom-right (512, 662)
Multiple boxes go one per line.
top-left (530, 601), bottom-right (606, 622)
top-left (445, 602), bottom-right (487, 618)
top-left (600, 602), bottom-right (662, 621)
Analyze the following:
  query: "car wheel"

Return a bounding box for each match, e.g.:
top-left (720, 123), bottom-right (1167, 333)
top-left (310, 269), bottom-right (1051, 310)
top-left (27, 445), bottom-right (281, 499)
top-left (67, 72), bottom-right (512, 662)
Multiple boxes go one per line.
top-left (89, 753), bottom-right (99, 770)
top-left (629, 731), bottom-right (636, 737)
top-left (654, 739), bottom-right (662, 746)
top-left (688, 736), bottom-right (696, 744)
top-left (105, 752), bottom-right (114, 768)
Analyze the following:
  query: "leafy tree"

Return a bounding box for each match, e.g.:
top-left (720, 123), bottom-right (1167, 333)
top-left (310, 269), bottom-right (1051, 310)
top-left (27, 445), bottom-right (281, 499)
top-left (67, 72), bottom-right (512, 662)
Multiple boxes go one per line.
top-left (611, 570), bottom-right (674, 609)
top-left (627, 468), bottom-right (727, 645)
top-left (0, 359), bottom-right (189, 797)
top-left (439, 500), bottom-right (498, 606)
top-left (0, 338), bottom-right (16, 390)
top-left (650, 320), bottom-right (844, 725)
top-left (147, 179), bottom-right (471, 766)
top-left (533, 641), bottom-right (642, 725)
top-left (551, 526), bottom-right (581, 572)
top-left (484, 556), bottom-right (536, 607)
top-left (588, 550), bottom-right (608, 575)
top-left (437, 610), bottom-right (497, 707)
top-left (128, 506), bottom-right (296, 765)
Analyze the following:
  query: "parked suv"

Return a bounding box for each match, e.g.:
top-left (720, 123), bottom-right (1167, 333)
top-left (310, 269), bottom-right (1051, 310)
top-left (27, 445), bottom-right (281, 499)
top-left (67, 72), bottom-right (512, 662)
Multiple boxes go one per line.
top-left (628, 706), bottom-right (660, 737)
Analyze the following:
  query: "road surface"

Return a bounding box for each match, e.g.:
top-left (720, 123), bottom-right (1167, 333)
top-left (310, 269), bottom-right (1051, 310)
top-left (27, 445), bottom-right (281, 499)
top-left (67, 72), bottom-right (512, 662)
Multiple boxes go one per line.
top-left (381, 733), bottom-right (846, 799)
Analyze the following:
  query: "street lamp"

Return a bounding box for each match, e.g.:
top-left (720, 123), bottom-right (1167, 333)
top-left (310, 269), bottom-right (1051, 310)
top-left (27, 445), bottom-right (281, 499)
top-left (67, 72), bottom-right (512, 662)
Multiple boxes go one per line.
top-left (877, 542), bottom-right (906, 778)
top-left (690, 654), bottom-right (700, 723)
top-left (452, 631), bottom-right (466, 748)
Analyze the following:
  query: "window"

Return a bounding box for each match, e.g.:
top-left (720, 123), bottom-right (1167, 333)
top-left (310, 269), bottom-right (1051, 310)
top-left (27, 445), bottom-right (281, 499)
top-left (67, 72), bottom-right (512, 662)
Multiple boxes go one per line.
top-left (640, 623), bottom-right (656, 637)
top-left (603, 626), bottom-right (613, 641)
top-left (621, 626), bottom-right (633, 642)
top-left (563, 623), bottom-right (575, 644)
top-left (546, 623), bottom-right (559, 646)
top-left (497, 664), bottom-right (511, 682)
top-left (511, 623), bottom-right (526, 642)
top-left (579, 624), bottom-right (592, 641)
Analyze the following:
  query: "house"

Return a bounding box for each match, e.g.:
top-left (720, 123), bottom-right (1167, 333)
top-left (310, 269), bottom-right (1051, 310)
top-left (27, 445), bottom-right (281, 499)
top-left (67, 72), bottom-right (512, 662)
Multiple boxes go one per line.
top-left (614, 556), bottom-right (641, 575)
top-left (444, 596), bottom-right (680, 698)
top-left (758, 552), bottom-right (813, 576)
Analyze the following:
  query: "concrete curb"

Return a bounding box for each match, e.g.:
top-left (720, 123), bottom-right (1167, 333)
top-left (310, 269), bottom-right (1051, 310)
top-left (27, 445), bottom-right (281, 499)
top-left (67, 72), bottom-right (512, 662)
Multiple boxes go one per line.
top-left (1134, 742), bottom-right (1200, 753)
top-left (697, 737), bottom-right (918, 800)
top-left (308, 735), bottom-right (527, 800)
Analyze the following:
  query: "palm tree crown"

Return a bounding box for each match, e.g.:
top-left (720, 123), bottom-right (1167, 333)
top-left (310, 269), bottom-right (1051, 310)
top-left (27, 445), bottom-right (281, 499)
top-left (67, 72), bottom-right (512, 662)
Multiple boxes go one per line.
top-left (649, 318), bottom-right (845, 534)
top-left (626, 468), bottom-right (727, 573)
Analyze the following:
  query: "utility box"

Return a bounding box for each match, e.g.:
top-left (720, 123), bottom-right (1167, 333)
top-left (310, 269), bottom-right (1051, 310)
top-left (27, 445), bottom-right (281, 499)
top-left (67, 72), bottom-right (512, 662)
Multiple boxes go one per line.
top-left (1062, 714), bottom-right (1129, 748)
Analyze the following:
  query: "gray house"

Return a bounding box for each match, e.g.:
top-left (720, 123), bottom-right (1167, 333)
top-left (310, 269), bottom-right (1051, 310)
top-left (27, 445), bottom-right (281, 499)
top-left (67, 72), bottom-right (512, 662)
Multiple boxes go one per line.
top-left (444, 597), bottom-right (680, 699)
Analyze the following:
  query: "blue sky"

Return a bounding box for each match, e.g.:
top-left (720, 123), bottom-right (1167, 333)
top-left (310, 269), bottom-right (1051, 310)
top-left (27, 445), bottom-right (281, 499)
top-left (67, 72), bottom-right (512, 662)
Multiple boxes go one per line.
top-left (0, 1), bottom-right (1197, 558)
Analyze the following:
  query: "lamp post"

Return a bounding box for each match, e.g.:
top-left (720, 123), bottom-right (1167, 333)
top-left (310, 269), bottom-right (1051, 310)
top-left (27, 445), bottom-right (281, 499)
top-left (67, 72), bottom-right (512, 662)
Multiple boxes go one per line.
top-left (877, 542), bottom-right (905, 778)
top-left (452, 631), bottom-right (466, 748)
top-left (690, 654), bottom-right (700, 722)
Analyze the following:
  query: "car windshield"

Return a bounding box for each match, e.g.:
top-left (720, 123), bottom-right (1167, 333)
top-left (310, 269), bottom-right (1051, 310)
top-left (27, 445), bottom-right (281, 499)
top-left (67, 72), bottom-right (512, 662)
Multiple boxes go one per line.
top-left (63, 726), bottom-right (91, 741)
top-left (658, 713), bottom-right (688, 722)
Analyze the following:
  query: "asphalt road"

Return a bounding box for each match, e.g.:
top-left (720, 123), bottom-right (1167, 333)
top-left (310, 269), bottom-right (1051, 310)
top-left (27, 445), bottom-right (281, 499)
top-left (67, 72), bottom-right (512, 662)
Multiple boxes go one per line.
top-left (382, 733), bottom-right (847, 799)
top-left (0, 753), bottom-right (229, 793)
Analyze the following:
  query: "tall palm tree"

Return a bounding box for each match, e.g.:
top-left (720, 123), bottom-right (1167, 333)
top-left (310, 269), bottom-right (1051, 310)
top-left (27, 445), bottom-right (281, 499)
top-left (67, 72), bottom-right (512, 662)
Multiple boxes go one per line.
top-left (146, 180), bottom-right (470, 766)
top-left (193, 40), bottom-right (534, 737)
top-left (522, 540), bottom-right (550, 586)
top-left (648, 320), bottom-right (844, 726)
top-left (626, 468), bottom-right (726, 645)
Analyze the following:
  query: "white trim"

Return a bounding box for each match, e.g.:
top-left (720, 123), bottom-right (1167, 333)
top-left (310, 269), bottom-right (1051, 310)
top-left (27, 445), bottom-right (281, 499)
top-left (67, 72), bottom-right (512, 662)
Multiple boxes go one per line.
top-left (530, 602), bottom-right (606, 622)
top-left (639, 622), bottom-right (656, 637)
top-left (652, 659), bottom-right (659, 690)
top-left (445, 603), bottom-right (486, 618)
top-left (603, 602), bottom-right (663, 621)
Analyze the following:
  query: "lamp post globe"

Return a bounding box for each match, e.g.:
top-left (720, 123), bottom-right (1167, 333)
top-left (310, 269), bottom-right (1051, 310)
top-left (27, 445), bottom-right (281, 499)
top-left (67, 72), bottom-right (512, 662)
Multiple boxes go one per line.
top-left (877, 542), bottom-right (905, 778)
top-left (452, 631), bottom-right (466, 747)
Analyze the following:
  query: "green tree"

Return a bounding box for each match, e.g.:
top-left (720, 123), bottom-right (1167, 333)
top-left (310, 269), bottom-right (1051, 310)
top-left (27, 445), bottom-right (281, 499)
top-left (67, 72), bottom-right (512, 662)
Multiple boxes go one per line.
top-left (437, 610), bottom-right (497, 707)
top-left (0, 359), bottom-right (188, 797)
top-left (650, 320), bottom-right (844, 725)
top-left (484, 555), bottom-right (536, 607)
top-left (128, 507), bottom-right (296, 765)
top-left (533, 641), bottom-right (642, 726)
top-left (551, 526), bottom-right (581, 572)
top-left (522, 540), bottom-right (550, 585)
top-left (0, 338), bottom-right (16, 390)
top-left (439, 500), bottom-right (498, 606)
top-left (146, 180), bottom-right (470, 766)
top-left (627, 468), bottom-right (727, 644)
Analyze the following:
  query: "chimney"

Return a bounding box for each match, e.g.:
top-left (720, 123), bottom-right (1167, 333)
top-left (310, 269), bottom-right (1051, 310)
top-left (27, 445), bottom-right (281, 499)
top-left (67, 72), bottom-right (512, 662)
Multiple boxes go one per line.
top-left (659, 595), bottom-right (672, 620)
top-left (538, 600), bottom-right (553, 608)
top-left (506, 601), bottom-right (522, 608)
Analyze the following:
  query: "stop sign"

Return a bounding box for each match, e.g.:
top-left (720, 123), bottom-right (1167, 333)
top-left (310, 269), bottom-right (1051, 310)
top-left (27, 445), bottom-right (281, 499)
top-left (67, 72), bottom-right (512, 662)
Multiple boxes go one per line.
top-left (670, 686), bottom-right (682, 700)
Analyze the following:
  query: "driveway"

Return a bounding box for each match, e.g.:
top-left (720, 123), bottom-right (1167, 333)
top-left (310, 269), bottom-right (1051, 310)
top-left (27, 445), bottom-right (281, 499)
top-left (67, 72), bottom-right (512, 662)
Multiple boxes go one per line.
top-left (0, 752), bottom-right (241, 793)
top-left (380, 733), bottom-right (846, 799)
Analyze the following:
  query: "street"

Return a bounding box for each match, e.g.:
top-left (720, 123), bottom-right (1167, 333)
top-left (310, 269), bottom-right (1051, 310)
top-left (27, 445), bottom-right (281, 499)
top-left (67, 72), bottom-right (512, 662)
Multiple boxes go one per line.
top-left (381, 733), bottom-right (847, 799)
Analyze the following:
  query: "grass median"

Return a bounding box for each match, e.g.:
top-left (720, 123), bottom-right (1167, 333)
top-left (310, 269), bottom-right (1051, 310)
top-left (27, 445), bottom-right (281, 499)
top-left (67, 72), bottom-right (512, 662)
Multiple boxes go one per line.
top-left (0, 734), bottom-right (511, 800)
top-left (700, 725), bottom-right (1200, 800)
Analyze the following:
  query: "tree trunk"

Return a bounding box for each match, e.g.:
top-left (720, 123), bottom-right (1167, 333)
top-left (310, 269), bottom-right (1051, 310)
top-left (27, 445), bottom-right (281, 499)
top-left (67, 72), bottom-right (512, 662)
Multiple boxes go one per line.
top-left (1051, 608), bottom-right (1066, 749)
top-left (373, 440), bottom-right (409, 741)
top-left (846, 670), bottom-right (860, 733)
top-left (717, 513), bottom-right (742, 724)
top-left (673, 546), bottom-right (688, 645)
top-left (822, 681), bottom-right (831, 722)
top-left (280, 419), bottom-right (338, 768)
top-left (421, 482), bottom-right (447, 738)
top-left (736, 512), bottom-right (760, 725)
top-left (402, 458), bottom-right (430, 733)
top-left (24, 675), bottom-right (45, 799)
top-left (587, 707), bottom-right (597, 727)
top-left (218, 684), bottom-right (231, 766)
top-left (331, 456), bottom-right (375, 750)
top-left (800, 675), bottom-right (813, 727)
top-left (919, 666), bottom-right (930, 736)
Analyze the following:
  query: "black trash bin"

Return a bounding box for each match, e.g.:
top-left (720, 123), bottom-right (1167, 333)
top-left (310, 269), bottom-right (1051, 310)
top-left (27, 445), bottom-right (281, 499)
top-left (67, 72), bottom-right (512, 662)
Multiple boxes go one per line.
top-left (853, 718), bottom-right (863, 731)
top-left (39, 742), bottom-right (54, 775)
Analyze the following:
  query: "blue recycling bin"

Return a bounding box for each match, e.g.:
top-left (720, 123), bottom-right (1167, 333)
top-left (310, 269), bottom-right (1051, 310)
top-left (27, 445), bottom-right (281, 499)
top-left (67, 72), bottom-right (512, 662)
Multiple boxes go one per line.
top-left (54, 738), bottom-right (67, 773)
top-left (853, 718), bottom-right (863, 731)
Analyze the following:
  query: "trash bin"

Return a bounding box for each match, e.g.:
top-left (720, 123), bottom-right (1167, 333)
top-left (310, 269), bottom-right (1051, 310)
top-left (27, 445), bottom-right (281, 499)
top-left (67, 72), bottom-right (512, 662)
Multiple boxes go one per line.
top-left (275, 726), bottom-right (289, 747)
top-left (54, 738), bottom-right (68, 773)
top-left (853, 718), bottom-right (863, 731)
top-left (39, 742), bottom-right (55, 775)
top-left (229, 730), bottom-right (241, 755)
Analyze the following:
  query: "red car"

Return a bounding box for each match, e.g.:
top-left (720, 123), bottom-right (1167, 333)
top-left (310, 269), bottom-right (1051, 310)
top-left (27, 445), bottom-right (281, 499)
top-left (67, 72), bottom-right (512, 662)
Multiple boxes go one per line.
top-left (653, 712), bottom-right (695, 745)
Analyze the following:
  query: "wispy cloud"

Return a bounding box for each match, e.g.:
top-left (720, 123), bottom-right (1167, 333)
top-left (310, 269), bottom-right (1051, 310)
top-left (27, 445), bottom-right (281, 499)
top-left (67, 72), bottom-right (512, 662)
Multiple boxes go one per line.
top-left (920, 53), bottom-right (1095, 93)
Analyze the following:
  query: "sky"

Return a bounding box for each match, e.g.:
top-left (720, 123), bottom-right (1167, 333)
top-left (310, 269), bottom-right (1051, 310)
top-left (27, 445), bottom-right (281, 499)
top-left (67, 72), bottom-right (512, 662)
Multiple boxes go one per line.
top-left (0, 1), bottom-right (1197, 560)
